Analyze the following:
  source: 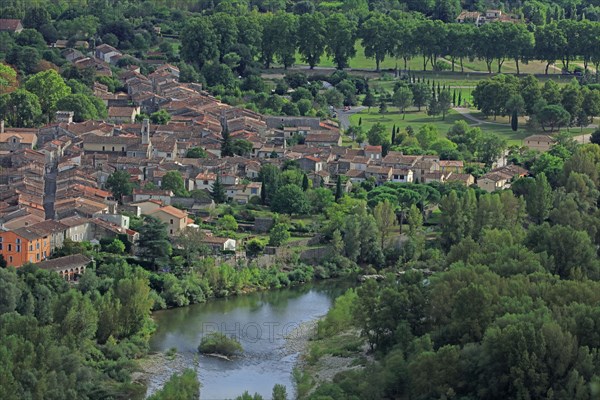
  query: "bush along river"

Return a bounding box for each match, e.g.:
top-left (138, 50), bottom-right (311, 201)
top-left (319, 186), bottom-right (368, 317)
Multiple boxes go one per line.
top-left (145, 280), bottom-right (352, 399)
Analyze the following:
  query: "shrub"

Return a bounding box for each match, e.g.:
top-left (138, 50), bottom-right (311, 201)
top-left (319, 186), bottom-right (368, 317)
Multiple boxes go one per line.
top-left (198, 332), bottom-right (243, 357)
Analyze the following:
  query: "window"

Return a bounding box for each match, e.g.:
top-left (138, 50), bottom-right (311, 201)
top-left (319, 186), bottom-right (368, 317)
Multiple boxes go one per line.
top-left (36, 243), bottom-right (40, 250)
top-left (15, 238), bottom-right (20, 244)
top-left (16, 245), bottom-right (20, 252)
top-left (8, 244), bottom-right (11, 252)
top-left (251, 188), bottom-right (257, 195)
top-left (29, 245), bottom-right (32, 251)
top-left (170, 219), bottom-right (174, 224)
top-left (112, 146), bottom-right (115, 151)
top-left (0, 244), bottom-right (2, 250)
top-left (9, 256), bottom-right (12, 263)
top-left (102, 146), bottom-right (105, 151)
top-left (36, 253), bottom-right (40, 261)
top-left (170, 229), bottom-right (173, 234)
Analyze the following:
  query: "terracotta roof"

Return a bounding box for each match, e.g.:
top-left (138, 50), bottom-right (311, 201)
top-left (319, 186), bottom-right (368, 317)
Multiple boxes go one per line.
top-left (36, 254), bottom-right (91, 272)
top-left (108, 107), bottom-right (137, 118)
top-left (203, 236), bottom-right (232, 244)
top-left (83, 134), bottom-right (138, 145)
top-left (150, 205), bottom-right (187, 219)
top-left (0, 132), bottom-right (37, 144)
top-left (0, 19), bottom-right (22, 32)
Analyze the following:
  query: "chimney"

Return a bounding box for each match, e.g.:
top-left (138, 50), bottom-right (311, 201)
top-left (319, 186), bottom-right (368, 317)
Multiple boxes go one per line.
top-left (0, 120), bottom-right (4, 134)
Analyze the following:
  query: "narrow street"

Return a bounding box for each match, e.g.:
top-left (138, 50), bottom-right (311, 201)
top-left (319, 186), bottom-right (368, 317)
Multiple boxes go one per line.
top-left (43, 163), bottom-right (57, 220)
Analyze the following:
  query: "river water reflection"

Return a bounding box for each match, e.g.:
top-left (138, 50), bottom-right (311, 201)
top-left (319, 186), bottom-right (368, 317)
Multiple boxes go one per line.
top-left (148, 280), bottom-right (351, 399)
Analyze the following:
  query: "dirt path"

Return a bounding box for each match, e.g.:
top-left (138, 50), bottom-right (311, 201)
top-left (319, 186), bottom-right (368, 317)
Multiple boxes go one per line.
top-left (453, 107), bottom-right (508, 126)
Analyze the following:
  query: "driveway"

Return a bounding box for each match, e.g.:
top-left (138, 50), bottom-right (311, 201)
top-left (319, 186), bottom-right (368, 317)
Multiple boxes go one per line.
top-left (337, 106), bottom-right (366, 130)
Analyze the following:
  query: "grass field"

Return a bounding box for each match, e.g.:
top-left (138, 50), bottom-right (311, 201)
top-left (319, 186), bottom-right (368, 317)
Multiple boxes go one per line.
top-left (289, 42), bottom-right (587, 80)
top-left (348, 107), bottom-right (584, 145)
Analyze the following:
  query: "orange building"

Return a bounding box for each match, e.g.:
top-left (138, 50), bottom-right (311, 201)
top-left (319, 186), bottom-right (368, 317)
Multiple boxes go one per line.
top-left (0, 223), bottom-right (63, 267)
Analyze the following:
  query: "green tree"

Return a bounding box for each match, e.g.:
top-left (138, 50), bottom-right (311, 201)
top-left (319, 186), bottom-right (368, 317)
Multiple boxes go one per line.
top-left (440, 191), bottom-right (464, 251)
top-left (325, 13), bottom-right (357, 70)
top-left (271, 184), bottom-right (310, 215)
top-left (335, 175), bottom-right (343, 201)
top-left (373, 199), bottom-right (398, 250)
top-left (148, 369), bottom-right (200, 400)
top-left (272, 384), bottom-right (287, 400)
top-left (438, 90), bottom-right (452, 120)
top-left (411, 83), bottom-right (432, 111)
top-left (104, 238), bottom-right (126, 254)
top-left (269, 223), bottom-right (290, 246)
top-left (537, 105), bottom-right (571, 132)
top-left (297, 12), bottom-right (326, 69)
top-left (0, 89), bottom-right (42, 128)
top-left (150, 109), bottom-right (171, 125)
top-left (56, 94), bottom-right (104, 122)
top-left (115, 275), bottom-right (154, 337)
top-left (106, 170), bottom-right (134, 202)
top-left (526, 173), bottom-right (552, 224)
top-left (302, 173), bottom-right (309, 191)
top-left (360, 13), bottom-right (394, 71)
top-left (407, 203), bottom-right (423, 237)
top-left (211, 13), bottom-right (238, 62)
top-left (186, 147), bottom-right (207, 158)
top-left (23, 70), bottom-right (70, 118)
top-left (180, 18), bottom-right (219, 70)
top-left (162, 171), bottom-right (188, 197)
top-left (393, 86), bottom-right (413, 119)
top-left (0, 64), bottom-right (17, 95)
top-left (211, 176), bottom-right (227, 203)
top-left (218, 215), bottom-right (238, 232)
top-left (363, 90), bottom-right (376, 111)
top-left (138, 216), bottom-right (172, 269)
top-left (273, 13), bottom-right (298, 69)
top-left (231, 139), bottom-right (253, 156)
top-left (367, 123), bottom-right (388, 146)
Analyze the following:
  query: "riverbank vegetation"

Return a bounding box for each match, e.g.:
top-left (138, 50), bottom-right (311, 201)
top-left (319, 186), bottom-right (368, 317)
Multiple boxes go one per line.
top-left (295, 144), bottom-right (600, 398)
top-left (198, 332), bottom-right (243, 357)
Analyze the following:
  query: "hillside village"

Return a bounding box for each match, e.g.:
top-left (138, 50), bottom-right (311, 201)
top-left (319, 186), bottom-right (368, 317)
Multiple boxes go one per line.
top-left (0, 59), bottom-right (540, 271)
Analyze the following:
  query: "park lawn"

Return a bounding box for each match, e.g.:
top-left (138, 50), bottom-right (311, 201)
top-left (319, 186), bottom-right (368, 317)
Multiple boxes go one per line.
top-left (348, 107), bottom-right (565, 146)
top-left (350, 107), bottom-right (470, 137)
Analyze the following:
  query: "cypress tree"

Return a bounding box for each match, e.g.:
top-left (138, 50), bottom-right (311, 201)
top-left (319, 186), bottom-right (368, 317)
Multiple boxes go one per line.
top-left (211, 175), bottom-right (227, 203)
top-left (391, 127), bottom-right (396, 145)
top-left (221, 126), bottom-right (233, 157)
top-left (261, 179), bottom-right (267, 204)
top-left (359, 117), bottom-right (362, 126)
top-left (437, 82), bottom-right (441, 95)
top-left (453, 90), bottom-right (457, 106)
top-left (302, 173), bottom-right (309, 191)
top-left (335, 175), bottom-right (343, 201)
top-left (458, 92), bottom-right (462, 107)
top-left (511, 109), bottom-right (518, 131)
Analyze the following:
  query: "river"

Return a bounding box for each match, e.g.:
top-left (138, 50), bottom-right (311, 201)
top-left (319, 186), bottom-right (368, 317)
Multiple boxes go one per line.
top-left (147, 280), bottom-right (351, 399)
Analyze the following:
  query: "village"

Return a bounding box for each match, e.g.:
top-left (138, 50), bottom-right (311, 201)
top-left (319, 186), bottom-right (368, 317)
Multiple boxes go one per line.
top-left (0, 56), bottom-right (542, 273)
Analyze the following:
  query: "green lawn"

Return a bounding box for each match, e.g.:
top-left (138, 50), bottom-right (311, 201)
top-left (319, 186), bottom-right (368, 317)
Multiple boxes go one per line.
top-left (348, 107), bottom-right (580, 146)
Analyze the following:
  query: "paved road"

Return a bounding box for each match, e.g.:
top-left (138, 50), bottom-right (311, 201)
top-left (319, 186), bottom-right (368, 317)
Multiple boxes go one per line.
top-left (336, 106), bottom-right (366, 130)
